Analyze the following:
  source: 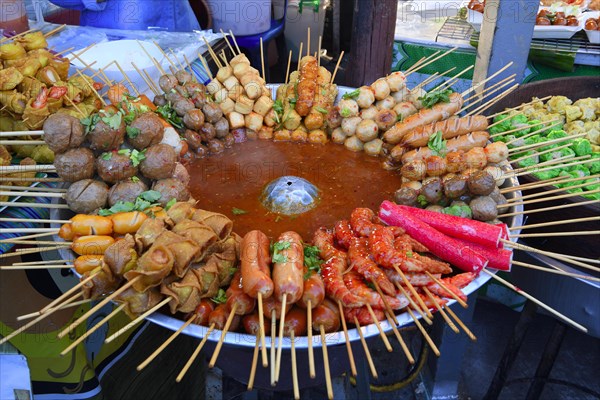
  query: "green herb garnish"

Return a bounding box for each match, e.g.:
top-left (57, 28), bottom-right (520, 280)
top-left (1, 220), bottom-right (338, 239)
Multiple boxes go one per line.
top-left (419, 88), bottom-right (453, 109)
top-left (406, 251), bottom-right (413, 258)
top-left (126, 126), bottom-right (141, 139)
top-left (129, 149), bottom-right (146, 167)
top-left (342, 88), bottom-right (360, 100)
top-left (340, 107), bottom-right (352, 118)
top-left (427, 131), bottom-right (447, 157)
top-left (272, 241), bottom-right (291, 264)
top-left (99, 110), bottom-right (123, 130)
top-left (165, 198), bottom-right (177, 210)
top-left (232, 207), bottom-right (248, 215)
top-left (211, 288), bottom-right (227, 304)
top-left (101, 152), bottom-right (112, 161)
top-left (131, 176), bottom-right (140, 183)
top-left (80, 114), bottom-right (100, 135)
top-left (98, 190), bottom-right (161, 216)
top-left (417, 194), bottom-right (428, 207)
top-left (315, 107), bottom-right (328, 114)
top-left (155, 103), bottom-right (183, 129)
top-left (303, 245), bottom-right (322, 280)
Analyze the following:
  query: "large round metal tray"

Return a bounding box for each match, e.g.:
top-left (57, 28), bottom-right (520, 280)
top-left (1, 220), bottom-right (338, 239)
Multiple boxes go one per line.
top-left (50, 85), bottom-right (524, 388)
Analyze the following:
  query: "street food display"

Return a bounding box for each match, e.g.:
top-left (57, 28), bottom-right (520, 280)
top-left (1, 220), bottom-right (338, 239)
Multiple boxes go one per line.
top-left (1, 29), bottom-right (598, 399)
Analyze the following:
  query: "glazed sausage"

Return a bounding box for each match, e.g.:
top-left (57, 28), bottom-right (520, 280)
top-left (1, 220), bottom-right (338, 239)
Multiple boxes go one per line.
top-left (272, 231), bottom-right (304, 304)
top-left (297, 271), bottom-right (325, 309)
top-left (283, 307), bottom-right (308, 336)
top-left (70, 214), bottom-right (113, 236)
top-left (71, 235), bottom-right (115, 256)
top-left (400, 115), bottom-right (489, 148)
top-left (243, 312), bottom-right (272, 336)
top-left (74, 255), bottom-right (103, 274)
top-left (383, 92), bottom-right (464, 144)
top-left (240, 230), bottom-right (274, 298)
top-left (262, 294), bottom-right (292, 320)
top-left (312, 298), bottom-right (340, 333)
top-left (209, 303), bottom-right (241, 331)
top-left (295, 56), bottom-right (318, 116)
top-left (109, 211), bottom-right (148, 235)
top-left (226, 272), bottom-right (257, 315)
top-left (192, 299), bottom-right (215, 327)
top-left (58, 223), bottom-right (74, 241)
top-left (401, 131), bottom-right (490, 164)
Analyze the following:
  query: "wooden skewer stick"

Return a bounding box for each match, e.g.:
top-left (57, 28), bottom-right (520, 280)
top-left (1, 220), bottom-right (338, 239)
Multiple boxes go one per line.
top-left (435, 65), bottom-right (475, 91)
top-left (501, 189), bottom-right (600, 209)
top-left (393, 265), bottom-right (433, 319)
top-left (198, 54), bottom-right (213, 81)
top-left (512, 260), bottom-right (600, 282)
top-left (0, 191), bottom-right (64, 199)
top-left (260, 37), bottom-right (266, 82)
top-left (131, 62), bottom-right (158, 95)
top-left (18, 298), bottom-right (91, 321)
top-left (1, 28), bottom-right (36, 43)
top-left (176, 323), bottom-right (215, 382)
top-left (384, 311), bottom-right (415, 364)
top-left (307, 26), bottom-right (311, 58)
top-left (0, 243), bottom-right (70, 259)
top-left (0, 163), bottom-right (55, 172)
top-left (0, 177), bottom-right (62, 183)
top-left (290, 331), bottom-right (300, 400)
top-left (487, 95), bottom-right (553, 120)
top-left (425, 272), bottom-right (468, 308)
top-left (372, 279), bottom-right (399, 325)
top-left (500, 173), bottom-right (583, 193)
top-left (317, 35), bottom-right (322, 67)
top-left (105, 296), bottom-right (171, 344)
top-left (0, 131), bottom-right (44, 137)
top-left (353, 317), bottom-right (378, 378)
top-left (462, 73), bottom-right (515, 105)
top-left (507, 179), bottom-right (599, 203)
top-left (60, 303), bottom-right (126, 356)
top-left (365, 303), bottom-right (393, 352)
top-left (0, 185), bottom-right (65, 193)
top-left (464, 83), bottom-right (519, 117)
top-left (13, 259), bottom-right (72, 266)
top-left (511, 230), bottom-right (600, 239)
top-left (58, 276), bottom-right (141, 339)
top-left (406, 307), bottom-right (441, 356)
top-left (76, 70), bottom-right (107, 107)
top-left (114, 61), bottom-right (140, 96)
top-left (0, 230), bottom-right (60, 241)
top-left (461, 61), bottom-right (514, 97)
top-left (0, 140), bottom-right (46, 146)
top-left (228, 30), bottom-right (242, 54)
top-left (247, 335), bottom-right (260, 391)
top-left (509, 143), bottom-right (573, 165)
top-left (0, 202), bottom-right (69, 211)
top-left (219, 29), bottom-right (236, 55)
top-left (443, 305), bottom-right (477, 340)
top-left (319, 324), bottom-right (334, 400)
top-left (499, 198), bottom-right (600, 219)
top-left (0, 228), bottom-right (62, 234)
top-left (422, 287), bottom-right (459, 333)
top-left (330, 51), bottom-right (345, 84)
top-left (509, 132), bottom-right (586, 155)
top-left (482, 269), bottom-right (587, 333)
top-left (296, 42), bottom-right (304, 73)
top-left (284, 50), bottom-right (293, 85)
top-left (413, 72), bottom-right (440, 91)
top-left (137, 313), bottom-right (197, 371)
top-left (510, 216), bottom-right (600, 232)
top-left (270, 309), bottom-right (277, 386)
top-left (39, 274), bottom-right (95, 313)
top-left (307, 300), bottom-right (315, 378)
top-left (394, 281), bottom-right (432, 325)
top-left (15, 243), bottom-right (70, 252)
top-left (505, 158), bottom-right (594, 180)
top-left (202, 37), bottom-right (223, 69)
top-left (153, 41), bottom-right (178, 72)
top-left (208, 302), bottom-right (239, 367)
top-left (274, 293), bottom-right (288, 382)
top-left (337, 300), bottom-right (357, 377)
top-left (136, 40), bottom-right (165, 74)
top-left (491, 118), bottom-right (559, 139)
top-left (257, 292), bottom-right (268, 367)
top-left (1, 264), bottom-right (73, 270)
top-left (169, 48), bottom-right (186, 71)
top-left (406, 47), bottom-right (458, 78)
top-left (44, 24), bottom-right (66, 38)
top-left (0, 292), bottom-right (81, 346)
top-left (405, 54), bottom-right (435, 74)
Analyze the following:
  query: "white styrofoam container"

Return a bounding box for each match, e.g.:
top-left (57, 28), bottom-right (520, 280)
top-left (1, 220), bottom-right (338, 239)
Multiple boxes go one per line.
top-left (206, 0), bottom-right (272, 36)
top-left (581, 11), bottom-right (600, 44)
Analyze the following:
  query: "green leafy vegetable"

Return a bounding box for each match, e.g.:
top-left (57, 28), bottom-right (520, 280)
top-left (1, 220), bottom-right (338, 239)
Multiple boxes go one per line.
top-left (427, 131), bottom-right (447, 157)
top-left (80, 114), bottom-right (100, 135)
top-left (272, 241), bottom-right (291, 264)
top-left (288, 97), bottom-right (297, 107)
top-left (405, 251), bottom-right (413, 258)
top-left (98, 190), bottom-right (161, 216)
top-left (419, 88), bottom-right (453, 109)
top-left (232, 207), bottom-right (248, 215)
top-left (99, 110), bottom-right (123, 130)
top-left (342, 88), bottom-right (360, 100)
top-left (101, 152), bottom-right (112, 161)
top-left (303, 245), bottom-right (322, 280)
top-left (417, 194), bottom-right (428, 207)
top-left (140, 190), bottom-right (162, 202)
top-left (131, 176), bottom-right (140, 183)
top-left (315, 107), bottom-right (328, 114)
top-left (155, 103), bottom-right (183, 129)
top-left (126, 126), bottom-right (141, 139)
top-left (130, 149), bottom-right (146, 167)
top-left (211, 288), bottom-right (227, 304)
top-left (165, 198), bottom-right (177, 210)
top-left (340, 107), bottom-right (352, 118)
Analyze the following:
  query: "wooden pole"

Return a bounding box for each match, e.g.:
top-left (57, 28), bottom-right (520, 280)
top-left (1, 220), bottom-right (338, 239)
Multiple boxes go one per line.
top-left (345, 0), bottom-right (398, 86)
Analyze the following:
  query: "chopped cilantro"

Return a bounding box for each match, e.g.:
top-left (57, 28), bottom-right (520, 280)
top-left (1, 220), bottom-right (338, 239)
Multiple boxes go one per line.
top-left (131, 176), bottom-right (140, 183)
top-left (340, 107), bottom-right (351, 118)
top-left (140, 190), bottom-right (162, 202)
top-left (315, 106), bottom-right (328, 114)
top-left (211, 288), bottom-right (227, 304)
top-left (98, 190), bottom-right (160, 216)
top-left (155, 103), bottom-right (183, 129)
top-left (232, 207), bottom-right (248, 215)
top-left (418, 88), bottom-right (453, 109)
top-left (272, 241), bottom-right (291, 264)
top-left (342, 88), bottom-right (360, 100)
top-left (427, 131), bottom-right (447, 157)
top-left (101, 152), bottom-right (112, 161)
top-left (126, 126), bottom-right (141, 139)
top-left (303, 245), bottom-right (322, 280)
top-left (80, 114), bottom-right (100, 135)
top-left (406, 251), bottom-right (413, 258)
top-left (99, 110), bottom-right (122, 130)
top-left (417, 194), bottom-right (428, 207)
top-left (165, 198), bottom-right (177, 210)
top-left (130, 149), bottom-right (145, 167)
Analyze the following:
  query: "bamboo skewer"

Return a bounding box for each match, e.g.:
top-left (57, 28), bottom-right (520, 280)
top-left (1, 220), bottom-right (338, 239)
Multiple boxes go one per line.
top-left (60, 303), bottom-right (126, 356)
top-left (512, 260), bottom-right (600, 282)
top-left (413, 72), bottom-right (440, 91)
top-left (499, 199), bottom-right (600, 219)
top-left (1, 28), bottom-right (36, 43)
top-left (465, 83), bottom-right (519, 117)
top-left (501, 189), bottom-right (600, 209)
top-left (482, 269), bottom-right (587, 333)
top-left (501, 173), bottom-right (586, 193)
top-left (0, 292), bottom-right (81, 346)
top-left (487, 95), bottom-right (552, 120)
top-left (137, 313), bottom-right (197, 371)
top-left (317, 35), bottom-right (322, 67)
top-left (491, 118), bottom-right (559, 139)
top-left (405, 54), bottom-right (436, 74)
top-left (510, 216), bottom-right (600, 231)
top-left (44, 24), bottom-right (66, 38)
top-left (202, 37), bottom-right (223, 69)
top-left (136, 40), bottom-right (165, 74)
top-left (228, 30), bottom-right (242, 54)
top-left (18, 298), bottom-right (91, 321)
top-left (507, 180), bottom-right (599, 203)
top-left (57, 276), bottom-right (142, 339)
top-left (444, 305), bottom-right (477, 340)
top-left (131, 62), bottom-right (159, 95)
top-left (307, 27), bottom-right (311, 58)
top-left (406, 307), bottom-right (441, 356)
top-left (422, 287), bottom-right (459, 333)
top-left (0, 230), bottom-right (60, 241)
top-left (247, 335), bottom-right (260, 391)
top-left (365, 303), bottom-right (393, 352)
top-left (435, 65), bottom-right (475, 91)
top-left (208, 303), bottom-right (239, 367)
top-left (0, 191), bottom-right (64, 198)
top-left (257, 292), bottom-right (268, 367)
top-left (0, 165), bottom-right (55, 173)
top-left (395, 281), bottom-right (432, 325)
top-left (0, 201), bottom-right (69, 210)
top-left (198, 54), bottom-right (213, 80)
top-left (511, 230), bottom-right (599, 238)
top-left (260, 37), bottom-right (266, 82)
top-left (176, 323), bottom-right (215, 382)
top-left (0, 140), bottom-right (46, 146)
top-left (0, 177), bottom-right (62, 183)
top-left (330, 51), bottom-right (345, 84)
top-left (337, 300), bottom-right (357, 377)
top-left (219, 29), bottom-right (236, 55)
top-left (394, 265), bottom-right (433, 319)
top-left (1, 264), bottom-right (72, 270)
top-left (270, 309), bottom-right (276, 386)
top-left (307, 300), bottom-right (315, 378)
top-left (353, 317), bottom-right (378, 378)
top-left (508, 132), bottom-right (587, 155)
top-left (462, 73), bottom-right (516, 106)
top-left (372, 281), bottom-right (399, 325)
top-left (505, 158), bottom-right (594, 180)
top-left (285, 50), bottom-right (293, 85)
top-left (319, 324), bottom-right (334, 400)
top-left (405, 47), bottom-right (458, 78)
top-left (509, 143), bottom-right (573, 165)
top-left (274, 293), bottom-right (288, 382)
top-left (0, 131), bottom-right (44, 137)
top-left (105, 297), bottom-right (171, 344)
top-left (0, 228), bottom-right (63, 234)
top-left (12, 259), bottom-right (72, 266)
top-left (0, 185), bottom-right (65, 192)
top-left (461, 61), bottom-right (514, 98)
top-left (114, 61), bottom-right (140, 96)
top-left (384, 311), bottom-right (415, 364)
top-left (425, 272), bottom-right (468, 308)
top-left (290, 331), bottom-right (300, 400)
top-left (40, 274), bottom-right (95, 313)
